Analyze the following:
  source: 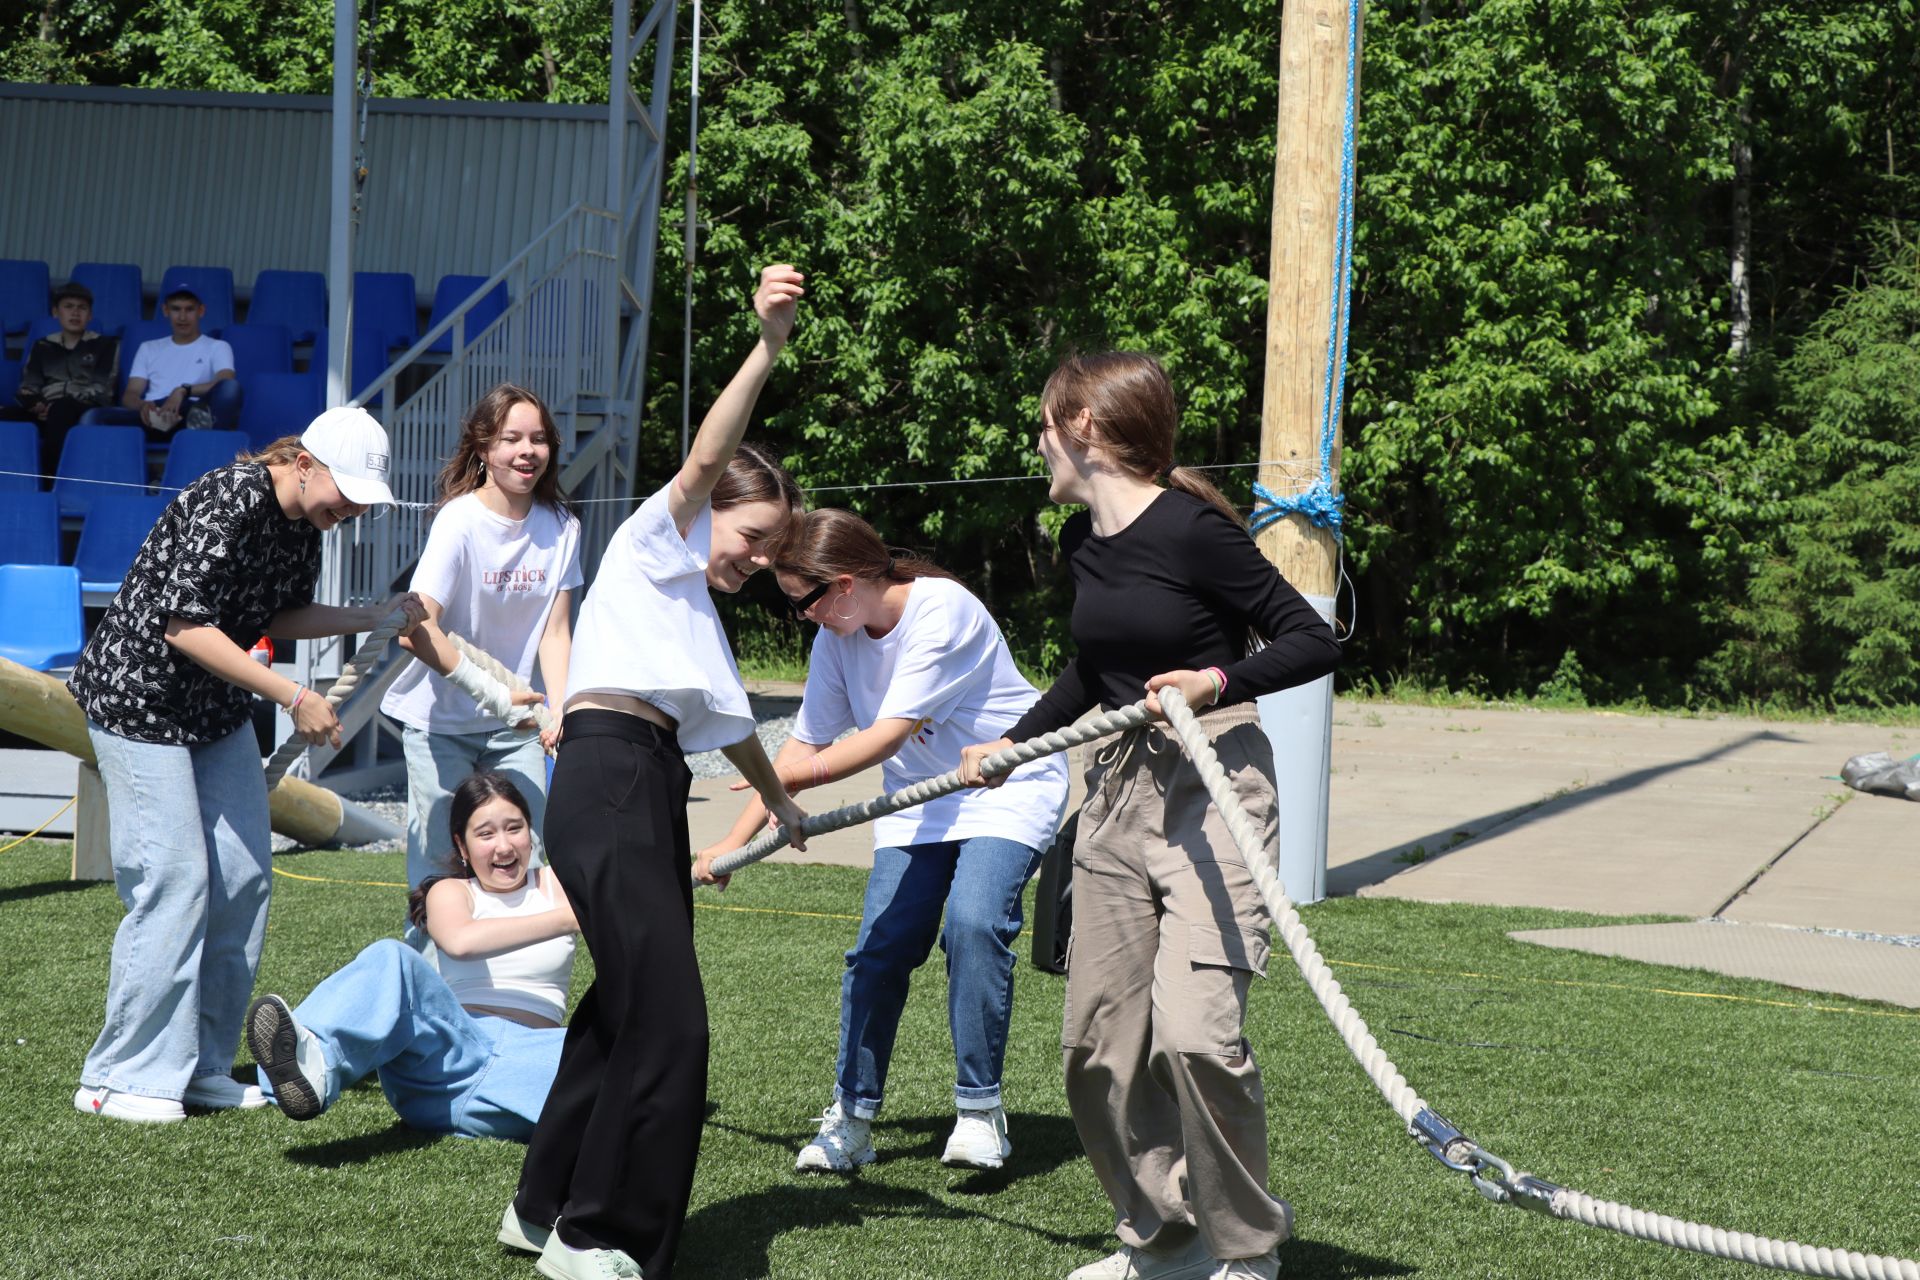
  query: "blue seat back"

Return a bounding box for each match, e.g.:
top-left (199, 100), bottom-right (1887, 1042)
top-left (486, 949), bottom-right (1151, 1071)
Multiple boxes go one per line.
top-left (248, 270), bottom-right (328, 344)
top-left (0, 359), bottom-right (20, 414)
top-left (69, 263), bottom-right (144, 337)
top-left (0, 419), bottom-right (36, 491)
top-left (0, 260), bottom-right (51, 336)
top-left (426, 275), bottom-right (509, 353)
top-left (74, 494), bottom-right (172, 592)
top-left (352, 272), bottom-right (418, 357)
top-left (0, 491), bottom-right (60, 565)
top-left (156, 266), bottom-right (237, 333)
top-left (0, 564), bottom-right (84, 670)
top-left (159, 429), bottom-right (249, 494)
top-left (220, 323), bottom-right (293, 380)
top-left (239, 370), bottom-right (325, 450)
top-left (24, 315), bottom-right (64, 348)
top-left (53, 424), bottom-right (146, 517)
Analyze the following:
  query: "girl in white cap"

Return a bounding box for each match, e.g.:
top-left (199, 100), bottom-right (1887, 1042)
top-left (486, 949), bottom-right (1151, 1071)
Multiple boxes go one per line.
top-left (67, 408), bottom-right (428, 1124)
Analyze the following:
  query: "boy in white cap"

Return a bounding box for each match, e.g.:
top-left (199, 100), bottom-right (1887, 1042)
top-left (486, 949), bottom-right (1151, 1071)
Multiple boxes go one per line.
top-left (68, 409), bottom-right (426, 1123)
top-left (121, 278), bottom-right (242, 436)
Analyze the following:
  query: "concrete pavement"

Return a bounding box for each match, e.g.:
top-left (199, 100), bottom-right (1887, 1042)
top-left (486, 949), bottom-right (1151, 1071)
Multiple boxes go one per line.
top-left (698, 692), bottom-right (1919, 1007)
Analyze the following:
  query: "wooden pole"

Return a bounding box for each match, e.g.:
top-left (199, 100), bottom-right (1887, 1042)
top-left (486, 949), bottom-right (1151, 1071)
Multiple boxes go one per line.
top-left (1252, 0), bottom-right (1361, 907)
top-left (1256, 0), bottom-right (1360, 593)
top-left (0, 656), bottom-right (355, 861)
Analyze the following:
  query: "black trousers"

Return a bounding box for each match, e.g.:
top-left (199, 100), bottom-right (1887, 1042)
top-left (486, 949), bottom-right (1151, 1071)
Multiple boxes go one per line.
top-left (515, 709), bottom-right (704, 1276)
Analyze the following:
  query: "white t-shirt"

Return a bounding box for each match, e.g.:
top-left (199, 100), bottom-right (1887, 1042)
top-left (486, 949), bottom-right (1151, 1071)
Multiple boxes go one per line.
top-left (792, 576), bottom-right (1068, 852)
top-left (564, 479), bottom-right (754, 754)
top-left (382, 492), bottom-right (584, 735)
top-left (437, 870), bottom-right (576, 1026)
top-left (129, 335), bottom-right (235, 401)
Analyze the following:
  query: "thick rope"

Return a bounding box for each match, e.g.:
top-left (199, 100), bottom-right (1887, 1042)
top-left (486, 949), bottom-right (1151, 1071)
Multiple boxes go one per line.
top-left (446, 630), bottom-right (558, 736)
top-left (262, 609), bottom-right (411, 787)
top-left (1152, 686), bottom-right (1918, 1280)
top-left (704, 685), bottom-right (1917, 1276)
top-left (704, 703), bottom-right (1156, 878)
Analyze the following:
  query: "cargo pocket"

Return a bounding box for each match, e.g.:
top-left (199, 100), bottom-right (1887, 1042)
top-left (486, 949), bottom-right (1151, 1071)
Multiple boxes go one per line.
top-left (1168, 923), bottom-right (1271, 1054)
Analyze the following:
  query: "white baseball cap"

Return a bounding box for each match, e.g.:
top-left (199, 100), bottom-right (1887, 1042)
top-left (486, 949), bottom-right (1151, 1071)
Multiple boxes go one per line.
top-left (301, 406), bottom-right (396, 507)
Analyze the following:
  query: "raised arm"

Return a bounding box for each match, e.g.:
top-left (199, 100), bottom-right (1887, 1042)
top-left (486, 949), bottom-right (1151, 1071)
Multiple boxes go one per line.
top-left (667, 264), bottom-right (806, 529)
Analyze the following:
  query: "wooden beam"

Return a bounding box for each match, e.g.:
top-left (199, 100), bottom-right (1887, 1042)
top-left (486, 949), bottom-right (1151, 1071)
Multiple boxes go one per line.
top-left (1256, 0), bottom-right (1361, 595)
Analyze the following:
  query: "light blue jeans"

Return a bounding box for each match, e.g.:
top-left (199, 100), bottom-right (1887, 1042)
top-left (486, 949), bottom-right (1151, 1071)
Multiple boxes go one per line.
top-left (401, 723), bottom-right (547, 946)
top-left (82, 721), bottom-right (271, 1101)
top-left (263, 938), bottom-right (563, 1140)
top-left (836, 836), bottom-right (1043, 1119)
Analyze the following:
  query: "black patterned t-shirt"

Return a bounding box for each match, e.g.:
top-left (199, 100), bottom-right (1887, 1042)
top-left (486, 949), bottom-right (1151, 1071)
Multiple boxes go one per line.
top-left (70, 462), bottom-right (321, 745)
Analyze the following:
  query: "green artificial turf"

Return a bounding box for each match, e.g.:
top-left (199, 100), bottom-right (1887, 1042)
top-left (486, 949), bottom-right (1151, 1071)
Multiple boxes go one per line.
top-left (2, 841), bottom-right (1914, 1279)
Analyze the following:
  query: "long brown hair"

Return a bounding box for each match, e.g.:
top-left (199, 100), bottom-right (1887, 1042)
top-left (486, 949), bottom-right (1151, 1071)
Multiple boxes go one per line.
top-left (773, 507), bottom-right (959, 589)
top-left (405, 771), bottom-right (536, 930)
top-left (1041, 351), bottom-right (1242, 527)
top-left (711, 440), bottom-right (804, 514)
top-left (435, 383), bottom-right (573, 514)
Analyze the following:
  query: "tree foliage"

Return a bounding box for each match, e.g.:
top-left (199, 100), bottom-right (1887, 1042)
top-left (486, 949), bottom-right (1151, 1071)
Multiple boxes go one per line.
top-left (9, 0), bottom-right (1918, 705)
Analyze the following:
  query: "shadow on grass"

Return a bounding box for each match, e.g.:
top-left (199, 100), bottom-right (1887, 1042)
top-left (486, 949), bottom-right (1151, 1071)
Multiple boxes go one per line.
top-left (1281, 1238), bottom-right (1418, 1279)
top-left (0, 877), bottom-right (99, 907)
top-left (284, 1119), bottom-right (443, 1167)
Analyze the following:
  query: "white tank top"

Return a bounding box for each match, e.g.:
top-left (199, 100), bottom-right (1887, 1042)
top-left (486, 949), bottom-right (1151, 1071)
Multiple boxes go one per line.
top-left (438, 869), bottom-right (576, 1025)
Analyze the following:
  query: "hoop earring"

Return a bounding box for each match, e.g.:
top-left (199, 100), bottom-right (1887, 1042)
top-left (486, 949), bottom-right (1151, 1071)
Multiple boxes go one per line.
top-left (831, 590), bottom-right (858, 622)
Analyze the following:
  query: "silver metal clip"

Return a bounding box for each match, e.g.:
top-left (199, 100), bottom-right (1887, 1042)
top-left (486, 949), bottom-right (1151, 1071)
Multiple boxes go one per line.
top-left (1408, 1108), bottom-right (1478, 1172)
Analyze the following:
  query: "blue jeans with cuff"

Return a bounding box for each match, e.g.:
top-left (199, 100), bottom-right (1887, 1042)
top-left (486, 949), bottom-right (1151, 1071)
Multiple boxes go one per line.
top-left (262, 938), bottom-right (562, 1139)
top-left (835, 835), bottom-right (1043, 1119)
top-left (81, 721), bottom-right (270, 1101)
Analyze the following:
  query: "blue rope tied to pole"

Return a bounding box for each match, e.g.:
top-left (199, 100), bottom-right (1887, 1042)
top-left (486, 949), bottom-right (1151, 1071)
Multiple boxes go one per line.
top-left (1251, 0), bottom-right (1360, 537)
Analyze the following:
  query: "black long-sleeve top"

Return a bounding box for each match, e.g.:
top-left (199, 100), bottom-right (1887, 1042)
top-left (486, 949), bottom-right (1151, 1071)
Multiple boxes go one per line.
top-left (1006, 489), bottom-right (1341, 740)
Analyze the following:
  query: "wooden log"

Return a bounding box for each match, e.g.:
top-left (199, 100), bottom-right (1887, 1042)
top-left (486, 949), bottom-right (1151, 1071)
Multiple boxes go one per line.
top-left (71, 762), bottom-right (112, 881)
top-left (1255, 0), bottom-right (1361, 596)
top-left (0, 655), bottom-right (347, 853)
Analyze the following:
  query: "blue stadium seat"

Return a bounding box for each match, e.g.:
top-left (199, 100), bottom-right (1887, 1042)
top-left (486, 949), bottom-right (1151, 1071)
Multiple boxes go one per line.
top-left (247, 270), bottom-right (328, 344)
top-left (220, 323), bottom-right (293, 381)
top-left (305, 326), bottom-right (390, 406)
top-left (352, 272), bottom-right (419, 358)
top-left (74, 494), bottom-right (170, 598)
top-left (23, 315), bottom-right (64, 349)
top-left (0, 492), bottom-right (60, 565)
top-left (69, 263), bottom-right (144, 337)
top-left (0, 359), bottom-right (20, 411)
top-left (426, 275), bottom-right (509, 353)
top-left (0, 565), bottom-right (84, 670)
top-left (0, 260), bottom-right (50, 338)
top-left (159, 429), bottom-right (248, 493)
top-left (239, 370), bottom-right (325, 450)
top-left (53, 424), bottom-right (146, 518)
top-left (0, 419), bottom-right (36, 491)
top-left (156, 266), bottom-right (236, 333)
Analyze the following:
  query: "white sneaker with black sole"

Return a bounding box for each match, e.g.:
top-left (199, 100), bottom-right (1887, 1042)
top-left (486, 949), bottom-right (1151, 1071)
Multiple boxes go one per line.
top-left (73, 1086), bottom-right (186, 1125)
top-left (794, 1100), bottom-right (876, 1173)
top-left (246, 994), bottom-right (330, 1120)
top-left (941, 1105), bottom-right (1012, 1169)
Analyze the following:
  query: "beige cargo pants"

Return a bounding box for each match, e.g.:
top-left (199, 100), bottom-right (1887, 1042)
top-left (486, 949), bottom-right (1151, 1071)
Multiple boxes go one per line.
top-left (1063, 702), bottom-right (1292, 1261)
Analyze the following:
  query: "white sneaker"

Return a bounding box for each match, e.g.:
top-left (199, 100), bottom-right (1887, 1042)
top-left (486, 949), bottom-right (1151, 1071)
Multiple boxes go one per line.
top-left (500, 1200), bottom-right (553, 1255)
top-left (1066, 1236), bottom-right (1215, 1280)
top-left (183, 1074), bottom-right (268, 1110)
top-left (794, 1100), bottom-right (875, 1173)
top-left (535, 1226), bottom-right (644, 1279)
top-left (1208, 1251), bottom-right (1279, 1280)
top-left (941, 1105), bottom-right (1012, 1169)
top-left (73, 1085), bottom-right (186, 1125)
top-left (246, 994), bottom-right (330, 1120)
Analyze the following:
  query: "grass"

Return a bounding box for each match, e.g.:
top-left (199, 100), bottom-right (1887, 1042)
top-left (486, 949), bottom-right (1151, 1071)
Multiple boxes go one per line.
top-left (3, 841), bottom-right (1917, 1279)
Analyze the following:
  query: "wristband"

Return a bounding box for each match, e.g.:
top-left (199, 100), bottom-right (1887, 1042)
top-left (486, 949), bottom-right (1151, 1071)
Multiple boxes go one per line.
top-left (1202, 666), bottom-right (1228, 701)
top-left (288, 685), bottom-right (307, 711)
top-left (810, 754), bottom-right (830, 787)
top-left (444, 655), bottom-right (520, 723)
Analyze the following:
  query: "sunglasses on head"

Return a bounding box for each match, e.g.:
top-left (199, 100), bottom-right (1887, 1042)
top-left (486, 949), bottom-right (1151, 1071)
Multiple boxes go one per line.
top-left (784, 580), bottom-right (830, 619)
